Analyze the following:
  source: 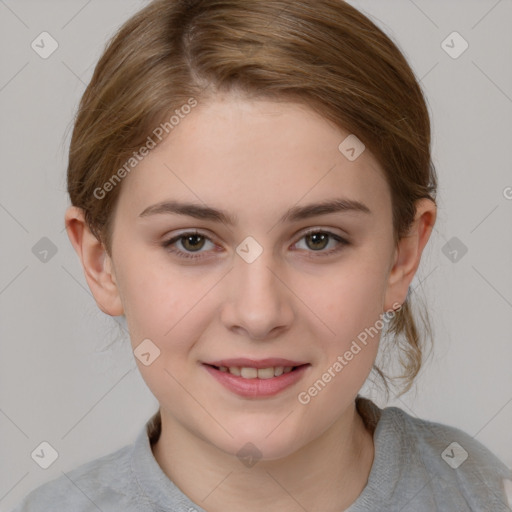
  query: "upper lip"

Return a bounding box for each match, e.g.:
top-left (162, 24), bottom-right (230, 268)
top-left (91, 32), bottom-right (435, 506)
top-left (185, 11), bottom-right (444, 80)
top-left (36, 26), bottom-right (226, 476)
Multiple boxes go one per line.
top-left (204, 358), bottom-right (309, 369)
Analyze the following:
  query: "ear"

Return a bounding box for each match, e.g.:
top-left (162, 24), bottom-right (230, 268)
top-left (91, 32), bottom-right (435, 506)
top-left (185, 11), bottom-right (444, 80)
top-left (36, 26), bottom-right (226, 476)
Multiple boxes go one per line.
top-left (384, 198), bottom-right (437, 311)
top-left (64, 206), bottom-right (124, 316)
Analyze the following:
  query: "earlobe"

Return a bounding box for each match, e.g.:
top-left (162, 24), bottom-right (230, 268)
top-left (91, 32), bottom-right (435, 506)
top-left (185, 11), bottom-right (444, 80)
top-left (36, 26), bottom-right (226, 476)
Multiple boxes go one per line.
top-left (64, 206), bottom-right (124, 317)
top-left (384, 199), bottom-right (437, 311)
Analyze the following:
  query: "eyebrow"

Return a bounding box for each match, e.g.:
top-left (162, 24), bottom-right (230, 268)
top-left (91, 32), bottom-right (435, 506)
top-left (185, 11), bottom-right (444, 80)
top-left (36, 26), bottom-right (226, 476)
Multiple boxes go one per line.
top-left (138, 198), bottom-right (372, 225)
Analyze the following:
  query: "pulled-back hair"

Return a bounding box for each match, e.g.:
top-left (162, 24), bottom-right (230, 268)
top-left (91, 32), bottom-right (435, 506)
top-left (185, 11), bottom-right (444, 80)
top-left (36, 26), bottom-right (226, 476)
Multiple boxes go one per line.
top-left (67, 0), bottom-right (437, 398)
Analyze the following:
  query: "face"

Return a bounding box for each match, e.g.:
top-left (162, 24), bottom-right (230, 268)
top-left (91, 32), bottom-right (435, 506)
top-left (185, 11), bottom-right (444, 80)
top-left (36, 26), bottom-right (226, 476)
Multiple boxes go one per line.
top-left (107, 92), bottom-right (401, 459)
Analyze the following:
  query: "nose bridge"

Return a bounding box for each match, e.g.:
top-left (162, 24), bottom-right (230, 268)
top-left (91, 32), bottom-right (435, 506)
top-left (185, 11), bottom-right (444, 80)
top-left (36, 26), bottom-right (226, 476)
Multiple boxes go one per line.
top-left (234, 240), bottom-right (281, 301)
top-left (222, 238), bottom-right (293, 338)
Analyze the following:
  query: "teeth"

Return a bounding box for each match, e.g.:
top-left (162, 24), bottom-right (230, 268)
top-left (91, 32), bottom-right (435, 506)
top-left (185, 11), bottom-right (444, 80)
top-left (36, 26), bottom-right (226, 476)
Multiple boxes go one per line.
top-left (257, 367), bottom-right (275, 379)
top-left (220, 366), bottom-right (297, 378)
top-left (240, 367), bottom-right (258, 379)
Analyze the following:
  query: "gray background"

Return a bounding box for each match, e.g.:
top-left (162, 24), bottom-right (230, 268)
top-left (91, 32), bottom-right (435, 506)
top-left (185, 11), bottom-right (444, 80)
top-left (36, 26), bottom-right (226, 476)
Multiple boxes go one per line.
top-left (1, 0), bottom-right (511, 509)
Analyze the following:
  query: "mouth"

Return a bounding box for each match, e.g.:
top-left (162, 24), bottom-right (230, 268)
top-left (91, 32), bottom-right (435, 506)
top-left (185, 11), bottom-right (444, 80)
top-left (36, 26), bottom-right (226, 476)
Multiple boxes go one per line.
top-left (201, 358), bottom-right (311, 398)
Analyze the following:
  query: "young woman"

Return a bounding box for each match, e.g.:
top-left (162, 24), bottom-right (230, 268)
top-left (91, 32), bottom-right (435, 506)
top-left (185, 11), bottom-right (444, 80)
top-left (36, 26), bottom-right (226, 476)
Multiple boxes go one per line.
top-left (11, 0), bottom-right (511, 510)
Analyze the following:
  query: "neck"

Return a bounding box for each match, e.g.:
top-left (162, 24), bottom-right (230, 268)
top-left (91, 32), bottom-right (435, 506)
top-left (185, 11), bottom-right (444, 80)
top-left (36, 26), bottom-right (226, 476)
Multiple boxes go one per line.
top-left (152, 399), bottom-right (375, 512)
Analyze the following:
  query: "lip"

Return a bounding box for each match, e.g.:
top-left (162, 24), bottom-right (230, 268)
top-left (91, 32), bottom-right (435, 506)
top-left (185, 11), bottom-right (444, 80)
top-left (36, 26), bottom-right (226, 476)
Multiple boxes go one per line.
top-left (205, 358), bottom-right (308, 369)
top-left (202, 362), bottom-right (311, 398)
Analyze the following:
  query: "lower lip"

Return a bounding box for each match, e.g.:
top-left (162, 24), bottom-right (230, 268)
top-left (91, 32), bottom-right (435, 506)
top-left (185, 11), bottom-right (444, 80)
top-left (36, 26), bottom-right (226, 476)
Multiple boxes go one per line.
top-left (203, 364), bottom-right (310, 398)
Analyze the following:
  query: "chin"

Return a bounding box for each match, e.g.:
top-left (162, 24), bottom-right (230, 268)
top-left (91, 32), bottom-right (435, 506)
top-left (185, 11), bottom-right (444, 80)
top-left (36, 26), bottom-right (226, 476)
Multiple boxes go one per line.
top-left (212, 421), bottom-right (307, 462)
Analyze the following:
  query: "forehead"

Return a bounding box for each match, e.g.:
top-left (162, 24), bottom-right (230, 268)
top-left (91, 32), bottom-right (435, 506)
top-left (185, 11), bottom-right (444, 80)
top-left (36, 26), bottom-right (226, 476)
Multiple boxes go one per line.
top-left (116, 94), bottom-right (391, 223)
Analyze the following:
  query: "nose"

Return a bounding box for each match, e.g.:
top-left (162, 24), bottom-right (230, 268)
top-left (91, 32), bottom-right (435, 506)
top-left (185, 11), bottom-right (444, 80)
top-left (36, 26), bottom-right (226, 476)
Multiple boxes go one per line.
top-left (220, 248), bottom-right (294, 341)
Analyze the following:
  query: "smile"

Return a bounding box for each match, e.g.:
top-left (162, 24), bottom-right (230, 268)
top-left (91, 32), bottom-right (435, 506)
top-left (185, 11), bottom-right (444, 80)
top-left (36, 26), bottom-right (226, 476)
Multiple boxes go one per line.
top-left (202, 361), bottom-right (311, 398)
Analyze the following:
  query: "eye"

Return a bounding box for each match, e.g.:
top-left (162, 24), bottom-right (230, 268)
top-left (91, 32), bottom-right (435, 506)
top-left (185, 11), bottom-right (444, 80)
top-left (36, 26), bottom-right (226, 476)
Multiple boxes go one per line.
top-left (161, 229), bottom-right (350, 260)
top-left (162, 231), bottom-right (216, 260)
top-left (292, 229), bottom-right (349, 257)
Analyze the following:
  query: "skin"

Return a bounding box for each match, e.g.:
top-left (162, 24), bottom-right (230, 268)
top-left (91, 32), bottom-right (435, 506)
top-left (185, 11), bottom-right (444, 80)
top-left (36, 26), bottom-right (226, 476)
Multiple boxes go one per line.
top-left (65, 91), bottom-right (436, 512)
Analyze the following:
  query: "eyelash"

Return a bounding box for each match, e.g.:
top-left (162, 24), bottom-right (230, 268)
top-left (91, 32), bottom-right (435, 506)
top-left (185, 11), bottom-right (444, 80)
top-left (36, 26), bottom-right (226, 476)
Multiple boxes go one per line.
top-left (161, 229), bottom-right (350, 260)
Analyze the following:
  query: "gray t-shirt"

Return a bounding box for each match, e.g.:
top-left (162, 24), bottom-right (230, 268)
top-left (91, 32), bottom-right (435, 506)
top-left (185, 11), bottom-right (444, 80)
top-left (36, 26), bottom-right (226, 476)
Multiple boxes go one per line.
top-left (10, 397), bottom-right (512, 512)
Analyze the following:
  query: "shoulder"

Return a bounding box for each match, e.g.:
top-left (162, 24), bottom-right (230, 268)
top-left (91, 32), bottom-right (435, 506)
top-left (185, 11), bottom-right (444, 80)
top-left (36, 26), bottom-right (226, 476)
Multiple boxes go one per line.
top-left (383, 404), bottom-right (512, 510)
top-left (387, 405), bottom-right (509, 474)
top-left (9, 439), bottom-right (146, 512)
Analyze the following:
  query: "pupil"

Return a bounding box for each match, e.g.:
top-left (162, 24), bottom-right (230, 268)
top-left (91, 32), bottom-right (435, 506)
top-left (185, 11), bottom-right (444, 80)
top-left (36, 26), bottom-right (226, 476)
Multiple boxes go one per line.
top-left (308, 233), bottom-right (328, 251)
top-left (183, 235), bottom-right (204, 251)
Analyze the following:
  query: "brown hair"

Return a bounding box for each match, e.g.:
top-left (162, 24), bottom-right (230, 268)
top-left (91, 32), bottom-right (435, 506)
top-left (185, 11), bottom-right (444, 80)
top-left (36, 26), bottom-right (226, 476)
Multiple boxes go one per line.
top-left (67, 0), bottom-right (437, 399)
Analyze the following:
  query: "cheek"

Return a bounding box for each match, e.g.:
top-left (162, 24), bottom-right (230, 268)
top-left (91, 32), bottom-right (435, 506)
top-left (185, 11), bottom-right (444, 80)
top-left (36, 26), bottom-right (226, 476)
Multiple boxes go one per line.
top-left (117, 259), bottom-right (214, 404)
top-left (302, 256), bottom-right (389, 397)
top-left (117, 254), bottom-right (220, 356)
top-left (315, 255), bottom-right (390, 333)
top-left (295, 271), bottom-right (386, 423)
top-left (114, 251), bottom-right (182, 341)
